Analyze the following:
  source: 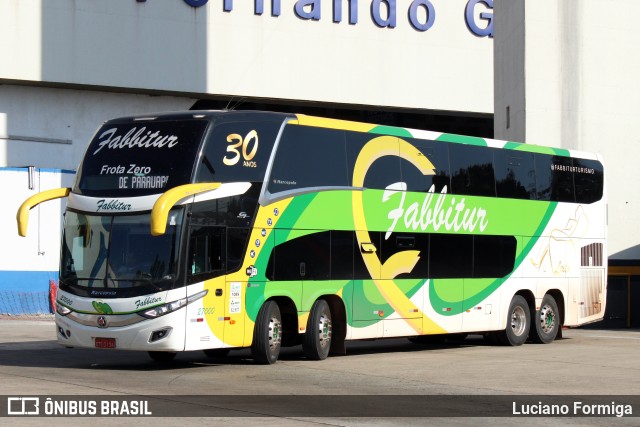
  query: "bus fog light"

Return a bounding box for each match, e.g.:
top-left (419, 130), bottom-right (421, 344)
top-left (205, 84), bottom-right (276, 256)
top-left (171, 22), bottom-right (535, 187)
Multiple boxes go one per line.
top-left (150, 328), bottom-right (172, 342)
top-left (57, 325), bottom-right (67, 338)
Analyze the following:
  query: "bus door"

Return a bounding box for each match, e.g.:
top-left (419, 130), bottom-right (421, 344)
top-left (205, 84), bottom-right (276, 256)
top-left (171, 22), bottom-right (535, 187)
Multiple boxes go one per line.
top-left (184, 225), bottom-right (229, 350)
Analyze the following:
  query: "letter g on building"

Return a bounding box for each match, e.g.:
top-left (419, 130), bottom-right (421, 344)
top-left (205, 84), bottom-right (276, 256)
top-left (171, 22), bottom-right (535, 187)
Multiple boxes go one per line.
top-left (184, 0), bottom-right (208, 7)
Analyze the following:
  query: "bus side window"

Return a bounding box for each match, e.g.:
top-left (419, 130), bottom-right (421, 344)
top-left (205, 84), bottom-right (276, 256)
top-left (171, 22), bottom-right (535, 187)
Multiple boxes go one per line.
top-left (303, 231), bottom-right (330, 280)
top-left (494, 151), bottom-right (537, 200)
top-left (345, 131), bottom-right (402, 190)
top-left (268, 125), bottom-right (350, 194)
top-left (190, 234), bottom-right (207, 274)
top-left (330, 230), bottom-right (354, 280)
top-left (573, 158), bottom-right (604, 204)
top-left (353, 232), bottom-right (380, 280)
top-left (379, 232), bottom-right (429, 279)
top-left (429, 234), bottom-right (473, 278)
top-left (472, 235), bottom-right (517, 278)
top-left (534, 154), bottom-right (552, 201)
top-left (188, 226), bottom-right (225, 283)
top-left (536, 155), bottom-right (575, 202)
top-left (227, 227), bottom-right (250, 274)
top-left (197, 120), bottom-right (282, 184)
top-left (449, 144), bottom-right (496, 197)
top-left (401, 139), bottom-right (451, 193)
top-left (266, 230), bottom-right (330, 281)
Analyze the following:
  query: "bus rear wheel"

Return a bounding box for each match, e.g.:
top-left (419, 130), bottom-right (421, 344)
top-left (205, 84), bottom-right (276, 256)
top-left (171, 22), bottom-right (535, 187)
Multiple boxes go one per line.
top-left (303, 299), bottom-right (332, 360)
top-left (530, 294), bottom-right (560, 344)
top-left (497, 295), bottom-right (530, 346)
top-left (251, 300), bottom-right (282, 364)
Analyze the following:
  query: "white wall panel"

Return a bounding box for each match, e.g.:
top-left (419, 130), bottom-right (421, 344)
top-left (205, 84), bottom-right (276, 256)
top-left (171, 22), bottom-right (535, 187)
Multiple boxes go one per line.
top-left (0, 85), bottom-right (194, 169)
top-left (0, 0), bottom-right (493, 113)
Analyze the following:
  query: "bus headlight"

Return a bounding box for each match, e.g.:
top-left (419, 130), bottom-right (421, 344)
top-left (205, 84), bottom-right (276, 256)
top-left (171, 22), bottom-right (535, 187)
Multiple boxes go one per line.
top-left (140, 299), bottom-right (187, 319)
top-left (137, 289), bottom-right (208, 319)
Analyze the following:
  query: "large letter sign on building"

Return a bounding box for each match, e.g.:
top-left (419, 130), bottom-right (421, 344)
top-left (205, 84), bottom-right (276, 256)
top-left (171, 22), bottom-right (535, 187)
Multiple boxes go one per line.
top-left (181, 0), bottom-right (494, 38)
top-left (408, 0), bottom-right (436, 32)
top-left (183, 0), bottom-right (209, 7)
top-left (465, 0), bottom-right (494, 37)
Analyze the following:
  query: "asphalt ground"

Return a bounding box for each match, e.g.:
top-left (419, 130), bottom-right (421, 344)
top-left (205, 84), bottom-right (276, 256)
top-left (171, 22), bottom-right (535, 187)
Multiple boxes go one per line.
top-left (0, 318), bottom-right (639, 426)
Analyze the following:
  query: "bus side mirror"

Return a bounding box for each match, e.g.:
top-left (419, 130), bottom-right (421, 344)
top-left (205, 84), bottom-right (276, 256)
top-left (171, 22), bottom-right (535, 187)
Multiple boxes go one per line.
top-left (17, 187), bottom-right (71, 237)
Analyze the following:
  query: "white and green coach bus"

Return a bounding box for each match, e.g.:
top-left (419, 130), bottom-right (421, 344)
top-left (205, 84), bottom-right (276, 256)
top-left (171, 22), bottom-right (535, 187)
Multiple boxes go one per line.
top-left (17, 110), bottom-right (606, 364)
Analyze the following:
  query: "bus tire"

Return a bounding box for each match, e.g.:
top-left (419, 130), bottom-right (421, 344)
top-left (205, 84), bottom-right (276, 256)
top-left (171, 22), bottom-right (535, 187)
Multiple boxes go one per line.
top-left (303, 299), bottom-right (332, 360)
top-left (497, 295), bottom-right (530, 346)
top-left (530, 294), bottom-right (560, 344)
top-left (203, 348), bottom-right (230, 358)
top-left (251, 300), bottom-right (282, 365)
top-left (148, 351), bottom-right (176, 362)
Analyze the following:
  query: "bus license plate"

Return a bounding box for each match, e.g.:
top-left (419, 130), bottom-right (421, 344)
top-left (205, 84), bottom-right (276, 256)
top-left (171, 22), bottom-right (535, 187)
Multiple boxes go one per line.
top-left (95, 338), bottom-right (116, 348)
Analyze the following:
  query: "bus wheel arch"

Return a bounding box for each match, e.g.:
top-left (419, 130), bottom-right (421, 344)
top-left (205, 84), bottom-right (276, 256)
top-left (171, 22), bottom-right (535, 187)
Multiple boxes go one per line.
top-left (530, 292), bottom-right (562, 344)
top-left (498, 293), bottom-right (532, 346)
top-left (269, 296), bottom-right (300, 347)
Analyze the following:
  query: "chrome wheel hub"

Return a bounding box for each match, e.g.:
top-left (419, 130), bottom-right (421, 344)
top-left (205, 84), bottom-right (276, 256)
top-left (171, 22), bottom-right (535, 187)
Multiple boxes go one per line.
top-left (511, 306), bottom-right (527, 337)
top-left (539, 304), bottom-right (556, 334)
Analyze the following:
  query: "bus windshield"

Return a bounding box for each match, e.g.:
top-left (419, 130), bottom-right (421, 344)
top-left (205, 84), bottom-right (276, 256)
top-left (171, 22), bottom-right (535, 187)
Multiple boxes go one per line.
top-left (60, 209), bottom-right (183, 296)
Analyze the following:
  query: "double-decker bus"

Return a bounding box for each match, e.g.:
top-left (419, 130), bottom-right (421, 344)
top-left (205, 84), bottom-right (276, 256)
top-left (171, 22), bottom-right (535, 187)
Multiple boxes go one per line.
top-left (17, 110), bottom-right (606, 364)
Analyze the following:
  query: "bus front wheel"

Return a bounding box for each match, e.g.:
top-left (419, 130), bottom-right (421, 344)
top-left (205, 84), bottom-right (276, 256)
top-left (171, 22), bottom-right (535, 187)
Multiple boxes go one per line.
top-left (303, 299), bottom-right (332, 360)
top-left (530, 294), bottom-right (560, 344)
top-left (497, 295), bottom-right (530, 346)
top-left (251, 300), bottom-right (282, 364)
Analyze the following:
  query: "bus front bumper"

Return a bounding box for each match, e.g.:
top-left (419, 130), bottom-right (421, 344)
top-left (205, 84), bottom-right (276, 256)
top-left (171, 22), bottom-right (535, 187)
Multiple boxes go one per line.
top-left (55, 310), bottom-right (186, 352)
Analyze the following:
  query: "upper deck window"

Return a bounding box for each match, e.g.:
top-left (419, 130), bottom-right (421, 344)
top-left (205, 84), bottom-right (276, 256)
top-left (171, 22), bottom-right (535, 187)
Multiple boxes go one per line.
top-left (196, 119), bottom-right (283, 184)
top-left (266, 122), bottom-right (604, 204)
top-left (494, 150), bottom-right (537, 200)
top-left (76, 119), bottom-right (207, 197)
top-left (400, 138), bottom-right (451, 193)
top-left (268, 125), bottom-right (350, 194)
top-left (450, 143), bottom-right (496, 197)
